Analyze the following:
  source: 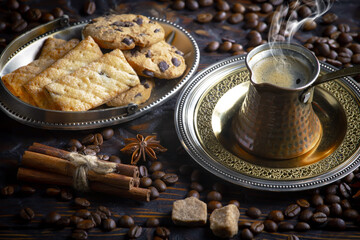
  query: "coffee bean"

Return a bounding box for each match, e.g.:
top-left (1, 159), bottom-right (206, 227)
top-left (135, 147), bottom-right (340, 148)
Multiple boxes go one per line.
top-left (264, 219), bottom-right (277, 232)
top-left (86, 144), bottom-right (100, 153)
top-left (197, 13), bottom-right (213, 23)
top-left (207, 191), bottom-right (222, 202)
top-left (19, 207), bottom-right (35, 221)
top-left (296, 199), bottom-right (310, 209)
top-left (71, 229), bottom-right (88, 240)
top-left (268, 210), bottom-right (284, 222)
top-left (93, 133), bottom-right (103, 146)
top-left (321, 12), bottom-right (338, 24)
top-left (337, 33), bottom-right (353, 45)
top-left (162, 173), bottom-right (178, 185)
top-left (74, 198), bottom-right (90, 208)
top-left (7, 0), bottom-right (19, 10)
top-left (153, 179), bottom-right (167, 192)
top-left (82, 134), bottom-right (94, 145)
top-left (256, 21), bottom-right (267, 33)
top-left (216, 0), bottom-right (230, 11)
top-left (316, 204), bottom-right (330, 216)
top-left (11, 19), bottom-right (27, 32)
top-left (314, 42), bottom-right (331, 57)
top-left (109, 155), bottom-right (121, 163)
top-left (187, 190), bottom-right (200, 198)
top-left (294, 221), bottom-right (310, 232)
top-left (149, 186), bottom-right (160, 200)
top-left (218, 41), bottom-right (232, 52)
top-left (189, 182), bottom-right (203, 192)
top-left (325, 194), bottom-right (341, 204)
top-left (338, 23), bottom-right (350, 33)
top-left (326, 58), bottom-right (342, 67)
top-left (246, 207), bottom-right (262, 219)
top-left (311, 194), bottom-right (324, 206)
top-left (250, 221), bottom-right (264, 234)
top-left (171, 0), bottom-right (185, 10)
top-left (349, 43), bottom-right (360, 54)
top-left (270, 0), bottom-right (283, 6)
top-left (205, 41), bottom-right (220, 52)
top-left (241, 228), bottom-right (254, 240)
top-left (140, 177), bottom-right (152, 187)
top-left (128, 225), bottom-right (142, 238)
top-left (287, 10), bottom-right (298, 20)
top-left (298, 6), bottom-right (311, 18)
top-left (245, 12), bottom-right (258, 22)
top-left (323, 25), bottom-right (337, 37)
top-left (1, 185), bottom-right (14, 196)
top-left (199, 0), bottom-right (213, 7)
top-left (84, 0), bottom-right (96, 15)
top-left (261, 3), bottom-right (273, 13)
top-left (56, 216), bottom-right (70, 228)
top-left (45, 187), bottom-right (60, 197)
top-left (70, 215), bottom-right (83, 226)
top-left (118, 215), bottom-right (135, 227)
top-left (97, 206), bottom-right (111, 218)
top-left (149, 161), bottom-right (162, 172)
top-left (339, 182), bottom-right (352, 198)
top-left (77, 219), bottom-right (95, 230)
top-left (146, 217), bottom-right (160, 227)
top-left (339, 199), bottom-right (351, 210)
top-left (228, 13), bottom-right (243, 24)
top-left (26, 8), bottom-right (41, 22)
top-left (327, 218), bottom-right (346, 230)
top-left (328, 50), bottom-right (338, 59)
top-left (213, 11), bottom-right (227, 22)
top-left (68, 139), bottom-right (82, 149)
top-left (102, 218), bottom-right (116, 231)
top-left (299, 209), bottom-right (313, 222)
top-left (60, 189), bottom-right (72, 201)
top-left (190, 169), bottom-right (201, 182)
top-left (247, 30), bottom-right (262, 47)
top-left (208, 200), bottom-right (222, 212)
top-left (229, 200), bottom-right (240, 208)
top-left (312, 211), bottom-right (327, 225)
top-left (248, 5), bottom-right (261, 12)
top-left (51, 7), bottom-right (64, 18)
top-left (89, 212), bottom-right (101, 226)
top-left (303, 20), bottom-right (317, 31)
top-left (186, 0), bottom-right (199, 11)
top-left (232, 3), bottom-right (245, 13)
top-left (287, 235), bottom-right (300, 240)
top-left (155, 226), bottom-right (170, 238)
top-left (352, 54), bottom-right (360, 64)
top-left (41, 13), bottom-right (54, 23)
top-left (343, 209), bottom-right (358, 220)
top-left (239, 221), bottom-right (252, 229)
top-left (20, 186), bottom-right (36, 195)
top-left (284, 204), bottom-right (301, 218)
top-left (76, 209), bottom-right (91, 219)
top-left (152, 171), bottom-right (165, 180)
top-left (10, 11), bottom-right (22, 23)
top-left (278, 222), bottom-right (294, 231)
top-left (45, 211), bottom-right (61, 224)
top-left (330, 203), bottom-right (343, 217)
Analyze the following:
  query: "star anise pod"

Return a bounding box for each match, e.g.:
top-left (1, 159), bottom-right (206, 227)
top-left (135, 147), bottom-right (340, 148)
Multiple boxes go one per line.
top-left (120, 134), bottom-right (167, 165)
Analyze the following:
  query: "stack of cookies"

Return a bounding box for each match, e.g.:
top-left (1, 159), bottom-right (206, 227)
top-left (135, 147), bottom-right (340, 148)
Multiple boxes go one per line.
top-left (1, 14), bottom-right (187, 111)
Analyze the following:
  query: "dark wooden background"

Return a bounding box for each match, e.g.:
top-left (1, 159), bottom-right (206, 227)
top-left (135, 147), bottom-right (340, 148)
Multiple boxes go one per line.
top-left (1, 0), bottom-right (360, 239)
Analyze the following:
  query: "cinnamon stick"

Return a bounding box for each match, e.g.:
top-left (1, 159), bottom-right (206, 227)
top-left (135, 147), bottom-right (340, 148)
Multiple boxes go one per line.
top-left (17, 168), bottom-right (150, 202)
top-left (22, 151), bottom-right (134, 190)
top-left (30, 143), bottom-right (139, 178)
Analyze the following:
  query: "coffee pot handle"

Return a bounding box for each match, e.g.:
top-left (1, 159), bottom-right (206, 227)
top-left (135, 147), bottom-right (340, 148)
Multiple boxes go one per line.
top-left (313, 65), bottom-right (360, 86)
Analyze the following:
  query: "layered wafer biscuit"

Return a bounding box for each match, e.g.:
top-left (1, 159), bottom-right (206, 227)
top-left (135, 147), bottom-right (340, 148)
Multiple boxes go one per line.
top-left (1, 38), bottom-right (79, 104)
top-left (45, 49), bottom-right (140, 111)
top-left (38, 37), bottom-right (67, 59)
top-left (24, 36), bottom-right (103, 109)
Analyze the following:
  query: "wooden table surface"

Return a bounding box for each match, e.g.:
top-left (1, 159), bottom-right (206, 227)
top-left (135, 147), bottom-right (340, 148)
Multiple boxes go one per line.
top-left (1, 0), bottom-right (360, 239)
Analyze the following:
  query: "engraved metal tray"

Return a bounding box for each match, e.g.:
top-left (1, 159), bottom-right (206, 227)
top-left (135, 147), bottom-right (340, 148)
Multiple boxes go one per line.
top-left (175, 55), bottom-right (360, 191)
top-left (0, 15), bottom-right (199, 130)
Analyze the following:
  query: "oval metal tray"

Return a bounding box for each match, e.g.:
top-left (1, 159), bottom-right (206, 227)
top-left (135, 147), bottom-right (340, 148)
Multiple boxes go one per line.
top-left (0, 16), bottom-right (200, 130)
top-left (175, 55), bottom-right (360, 192)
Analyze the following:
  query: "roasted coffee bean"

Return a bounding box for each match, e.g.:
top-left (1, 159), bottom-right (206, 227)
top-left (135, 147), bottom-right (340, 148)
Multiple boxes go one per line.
top-left (312, 212), bottom-right (327, 225)
top-left (311, 194), bottom-right (324, 206)
top-left (77, 219), bottom-right (95, 230)
top-left (190, 182), bottom-right (203, 192)
top-left (11, 19), bottom-right (27, 32)
top-left (186, 0), bottom-right (199, 11)
top-left (296, 199), bottom-right (310, 209)
top-left (304, 43), bottom-right (314, 50)
top-left (339, 182), bottom-right (351, 198)
top-left (187, 190), bottom-right (200, 198)
top-left (340, 199), bottom-right (351, 210)
top-left (343, 209), bottom-right (359, 220)
top-left (149, 161), bottom-right (162, 172)
top-left (246, 207), bottom-right (262, 219)
top-left (241, 228), bottom-right (254, 240)
top-left (219, 41), bottom-right (232, 52)
top-left (153, 179), bottom-right (167, 192)
top-left (229, 200), bottom-right (240, 208)
top-left (199, 0), bottom-right (213, 7)
top-left (229, 43), bottom-right (243, 53)
top-left (82, 134), bottom-right (94, 145)
top-left (85, 144), bottom-right (100, 152)
top-left (70, 216), bottom-right (83, 226)
top-left (100, 128), bottom-right (114, 140)
top-left (330, 203), bottom-right (343, 217)
top-left (208, 200), bottom-right (222, 212)
top-left (19, 207), bottom-right (35, 221)
top-left (205, 41), bottom-right (220, 52)
top-left (349, 43), bottom-right (360, 54)
top-left (60, 189), bottom-right (73, 201)
top-left (162, 173), bottom-right (178, 185)
top-left (261, 3), bottom-right (273, 13)
top-left (299, 209), bottom-right (313, 222)
top-left (74, 198), bottom-right (90, 208)
top-left (247, 5), bottom-right (260, 12)
top-left (7, 0), bottom-right (19, 10)
top-left (314, 42), bottom-right (331, 57)
top-left (171, 0), bottom-right (185, 10)
top-left (84, 0), bottom-right (96, 15)
top-left (327, 218), bottom-right (346, 230)
top-left (109, 155), bottom-right (121, 163)
top-left (330, 31), bottom-right (341, 40)
top-left (93, 133), bottom-right (103, 146)
top-left (149, 186), bottom-right (160, 200)
top-left (10, 11), bottom-right (22, 23)
top-left (197, 13), bottom-right (213, 23)
top-left (71, 229), bottom-right (88, 240)
top-left (245, 12), bottom-right (258, 22)
top-left (128, 225), bottom-right (142, 238)
top-left (298, 5), bottom-right (311, 18)
top-left (255, 21), bottom-right (267, 33)
top-left (270, 0), bottom-right (283, 6)
top-left (323, 25), bottom-right (337, 37)
top-left (287, 235), bottom-right (300, 240)
top-left (338, 23), bottom-right (350, 33)
top-left (102, 218), bottom-right (116, 231)
top-left (325, 194), bottom-right (340, 204)
top-left (97, 206), bottom-right (111, 217)
top-left (287, 10), bottom-right (298, 20)
top-left (118, 215), bottom-right (134, 227)
top-left (303, 20), bottom-right (317, 31)
top-left (76, 209), bottom-right (91, 219)
top-left (20, 186), bottom-right (36, 195)
top-left (52, 7), bottom-right (64, 18)
top-left (68, 139), bottom-right (83, 149)
top-left (247, 30), bottom-right (262, 47)
top-left (213, 11), bottom-right (227, 22)
top-left (284, 204), bottom-right (301, 218)
top-left (337, 33), bottom-right (353, 45)
top-left (155, 226), bottom-right (170, 238)
top-left (152, 171), bottom-right (165, 180)
top-left (239, 221), bottom-right (252, 229)
top-left (352, 54), bottom-right (360, 64)
top-left (56, 217), bottom-right (70, 228)
top-left (316, 204), bottom-right (330, 216)
top-left (322, 12), bottom-right (338, 24)
top-left (267, 210), bottom-right (284, 223)
top-left (89, 212), bottom-right (101, 226)
top-left (146, 217), bottom-right (160, 227)
top-left (26, 8), bottom-right (41, 22)
top-left (45, 211), bottom-right (61, 224)
top-left (264, 219), bottom-right (277, 232)
top-left (326, 58), bottom-right (342, 67)
top-left (140, 177), bottom-right (152, 187)
top-left (294, 221), bottom-right (310, 231)
top-left (215, 0), bottom-right (230, 11)
top-left (41, 13), bottom-right (54, 23)
top-left (278, 222), bottom-right (294, 231)
top-left (207, 191), bottom-right (222, 202)
top-left (1, 185), bottom-right (14, 196)
top-left (232, 3), bottom-right (245, 13)
top-left (328, 50), bottom-right (338, 59)
top-left (250, 221), bottom-right (264, 234)
top-left (337, 51), bottom-right (352, 63)
top-left (46, 187), bottom-right (60, 196)
top-left (190, 169), bottom-right (201, 182)
top-left (228, 13), bottom-right (243, 24)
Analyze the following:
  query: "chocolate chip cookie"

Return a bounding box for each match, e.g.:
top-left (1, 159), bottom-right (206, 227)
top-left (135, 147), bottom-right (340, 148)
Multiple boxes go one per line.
top-left (123, 40), bottom-right (186, 79)
top-left (82, 14), bottom-right (165, 50)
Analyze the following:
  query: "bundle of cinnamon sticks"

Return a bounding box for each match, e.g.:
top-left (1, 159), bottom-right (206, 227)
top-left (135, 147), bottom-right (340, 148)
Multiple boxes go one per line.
top-left (17, 143), bottom-right (151, 201)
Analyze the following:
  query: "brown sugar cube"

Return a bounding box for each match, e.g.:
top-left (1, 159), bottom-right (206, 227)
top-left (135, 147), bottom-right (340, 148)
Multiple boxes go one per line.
top-left (210, 204), bottom-right (240, 238)
top-left (171, 197), bottom-right (207, 226)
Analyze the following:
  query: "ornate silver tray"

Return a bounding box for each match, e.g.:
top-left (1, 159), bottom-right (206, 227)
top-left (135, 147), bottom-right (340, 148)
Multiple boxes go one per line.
top-left (0, 15), bottom-right (199, 130)
top-left (175, 55), bottom-right (360, 191)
